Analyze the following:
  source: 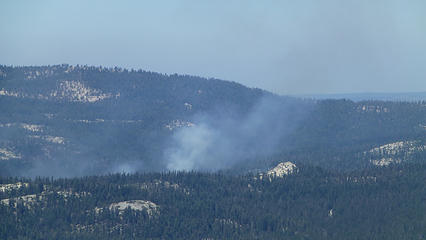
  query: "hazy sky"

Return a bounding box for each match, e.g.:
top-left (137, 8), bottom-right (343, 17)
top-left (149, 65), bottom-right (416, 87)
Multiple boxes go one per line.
top-left (1, 0), bottom-right (425, 94)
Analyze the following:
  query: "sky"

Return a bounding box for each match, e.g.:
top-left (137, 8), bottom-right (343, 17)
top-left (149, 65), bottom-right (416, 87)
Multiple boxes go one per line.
top-left (1, 0), bottom-right (425, 95)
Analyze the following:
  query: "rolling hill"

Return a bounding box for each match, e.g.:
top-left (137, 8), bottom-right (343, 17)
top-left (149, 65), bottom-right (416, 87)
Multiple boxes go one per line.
top-left (0, 65), bottom-right (425, 177)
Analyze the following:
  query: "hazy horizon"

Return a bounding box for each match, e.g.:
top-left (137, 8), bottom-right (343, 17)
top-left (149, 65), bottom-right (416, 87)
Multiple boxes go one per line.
top-left (1, 0), bottom-right (426, 95)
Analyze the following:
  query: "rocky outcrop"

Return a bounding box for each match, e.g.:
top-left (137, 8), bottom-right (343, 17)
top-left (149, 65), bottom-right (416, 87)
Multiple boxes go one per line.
top-left (267, 161), bottom-right (297, 178)
top-left (109, 200), bottom-right (159, 216)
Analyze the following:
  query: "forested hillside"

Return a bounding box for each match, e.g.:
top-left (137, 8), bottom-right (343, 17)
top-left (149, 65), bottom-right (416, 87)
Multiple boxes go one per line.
top-left (0, 65), bottom-right (267, 176)
top-left (1, 164), bottom-right (425, 239)
top-left (1, 65), bottom-right (425, 176)
top-left (1, 65), bottom-right (425, 239)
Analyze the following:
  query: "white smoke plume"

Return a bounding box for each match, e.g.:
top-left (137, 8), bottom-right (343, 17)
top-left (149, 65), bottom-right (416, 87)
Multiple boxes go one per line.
top-left (165, 96), bottom-right (309, 171)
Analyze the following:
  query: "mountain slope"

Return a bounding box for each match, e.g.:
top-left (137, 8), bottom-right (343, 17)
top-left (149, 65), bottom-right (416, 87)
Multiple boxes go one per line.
top-left (0, 65), bottom-right (425, 176)
top-left (0, 65), bottom-right (270, 176)
top-left (1, 164), bottom-right (425, 239)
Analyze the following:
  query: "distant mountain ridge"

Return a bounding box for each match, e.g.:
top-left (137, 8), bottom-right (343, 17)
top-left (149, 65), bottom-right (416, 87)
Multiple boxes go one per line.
top-left (0, 64), bottom-right (269, 176)
top-left (0, 65), bottom-right (425, 177)
top-left (299, 91), bottom-right (426, 102)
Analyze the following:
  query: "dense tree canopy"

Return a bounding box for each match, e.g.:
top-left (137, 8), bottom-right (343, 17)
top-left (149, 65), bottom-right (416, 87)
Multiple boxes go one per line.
top-left (0, 164), bottom-right (425, 239)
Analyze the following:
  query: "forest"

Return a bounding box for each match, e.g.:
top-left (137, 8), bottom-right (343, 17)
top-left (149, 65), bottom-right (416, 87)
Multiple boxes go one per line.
top-left (0, 65), bottom-right (425, 239)
top-left (1, 65), bottom-right (425, 176)
top-left (1, 163), bottom-right (425, 239)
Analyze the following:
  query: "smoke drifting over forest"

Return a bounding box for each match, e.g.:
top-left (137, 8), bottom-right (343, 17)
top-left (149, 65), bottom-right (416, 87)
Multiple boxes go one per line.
top-left (1, 64), bottom-right (424, 179)
top-left (164, 96), bottom-right (309, 171)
